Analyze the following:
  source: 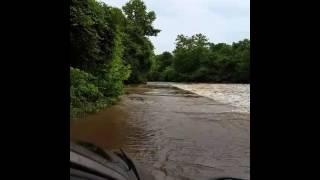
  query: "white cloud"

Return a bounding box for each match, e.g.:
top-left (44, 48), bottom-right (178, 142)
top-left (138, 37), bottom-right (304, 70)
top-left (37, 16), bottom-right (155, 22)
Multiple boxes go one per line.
top-left (101, 0), bottom-right (250, 54)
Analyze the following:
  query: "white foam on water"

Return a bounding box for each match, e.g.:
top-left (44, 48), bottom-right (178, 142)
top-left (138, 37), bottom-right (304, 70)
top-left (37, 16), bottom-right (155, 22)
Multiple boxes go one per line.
top-left (170, 83), bottom-right (250, 113)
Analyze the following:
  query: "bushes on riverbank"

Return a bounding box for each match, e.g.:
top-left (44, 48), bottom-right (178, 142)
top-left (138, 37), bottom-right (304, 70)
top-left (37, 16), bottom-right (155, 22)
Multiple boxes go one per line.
top-left (70, 0), bottom-right (158, 120)
top-left (70, 67), bottom-right (125, 120)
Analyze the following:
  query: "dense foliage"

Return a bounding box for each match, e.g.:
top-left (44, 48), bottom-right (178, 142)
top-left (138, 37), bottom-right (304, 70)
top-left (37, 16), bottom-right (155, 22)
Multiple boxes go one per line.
top-left (149, 34), bottom-right (250, 83)
top-left (70, 0), bottom-right (158, 119)
top-left (122, 0), bottom-right (160, 83)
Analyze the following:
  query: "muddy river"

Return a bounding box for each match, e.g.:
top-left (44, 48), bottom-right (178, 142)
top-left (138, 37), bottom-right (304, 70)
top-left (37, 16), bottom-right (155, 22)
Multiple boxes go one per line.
top-left (70, 83), bottom-right (250, 180)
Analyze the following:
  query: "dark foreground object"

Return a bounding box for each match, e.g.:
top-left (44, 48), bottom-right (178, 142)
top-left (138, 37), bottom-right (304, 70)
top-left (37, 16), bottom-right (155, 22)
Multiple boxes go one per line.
top-left (70, 141), bottom-right (155, 180)
top-left (70, 141), bottom-right (246, 180)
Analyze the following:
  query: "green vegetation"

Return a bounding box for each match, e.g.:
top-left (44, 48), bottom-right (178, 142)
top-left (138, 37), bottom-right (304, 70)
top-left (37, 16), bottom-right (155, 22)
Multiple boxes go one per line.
top-left (122, 0), bottom-right (160, 83)
top-left (70, 0), bottom-right (158, 120)
top-left (149, 34), bottom-right (250, 83)
top-left (70, 0), bottom-right (250, 120)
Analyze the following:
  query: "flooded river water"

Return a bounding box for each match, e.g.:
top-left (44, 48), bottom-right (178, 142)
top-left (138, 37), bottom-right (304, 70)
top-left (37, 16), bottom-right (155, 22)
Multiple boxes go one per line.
top-left (70, 83), bottom-right (250, 180)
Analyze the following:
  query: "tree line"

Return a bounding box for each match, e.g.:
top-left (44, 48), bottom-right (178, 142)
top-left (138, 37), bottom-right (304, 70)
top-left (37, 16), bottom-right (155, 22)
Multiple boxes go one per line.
top-left (148, 34), bottom-right (250, 83)
top-left (70, 0), bottom-right (159, 119)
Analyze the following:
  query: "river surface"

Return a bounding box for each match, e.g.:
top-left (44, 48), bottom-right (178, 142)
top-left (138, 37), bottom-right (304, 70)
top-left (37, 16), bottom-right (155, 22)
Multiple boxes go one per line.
top-left (70, 82), bottom-right (250, 180)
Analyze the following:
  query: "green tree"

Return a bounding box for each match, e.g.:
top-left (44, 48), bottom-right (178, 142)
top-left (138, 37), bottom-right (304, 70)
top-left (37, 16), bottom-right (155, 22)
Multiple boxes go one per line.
top-left (147, 51), bottom-right (174, 81)
top-left (122, 0), bottom-right (160, 83)
top-left (173, 34), bottom-right (210, 81)
top-left (231, 39), bottom-right (250, 82)
top-left (70, 0), bottom-right (116, 72)
top-left (156, 52), bottom-right (173, 72)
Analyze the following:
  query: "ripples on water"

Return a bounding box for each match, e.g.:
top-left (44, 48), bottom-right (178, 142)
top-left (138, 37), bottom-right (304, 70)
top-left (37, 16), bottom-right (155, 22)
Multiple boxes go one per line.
top-left (71, 83), bottom-right (250, 180)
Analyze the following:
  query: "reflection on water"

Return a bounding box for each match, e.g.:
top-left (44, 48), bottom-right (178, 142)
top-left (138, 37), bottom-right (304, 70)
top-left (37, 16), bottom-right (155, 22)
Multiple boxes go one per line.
top-left (70, 83), bottom-right (250, 180)
top-left (70, 106), bottom-right (130, 150)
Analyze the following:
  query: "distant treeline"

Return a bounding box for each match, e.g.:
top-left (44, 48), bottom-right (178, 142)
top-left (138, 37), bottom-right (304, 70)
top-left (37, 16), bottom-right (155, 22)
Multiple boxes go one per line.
top-left (70, 0), bottom-right (159, 119)
top-left (148, 34), bottom-right (250, 83)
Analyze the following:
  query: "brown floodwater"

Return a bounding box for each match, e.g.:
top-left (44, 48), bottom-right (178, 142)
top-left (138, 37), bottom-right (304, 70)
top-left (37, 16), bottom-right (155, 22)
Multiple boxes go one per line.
top-left (70, 83), bottom-right (250, 180)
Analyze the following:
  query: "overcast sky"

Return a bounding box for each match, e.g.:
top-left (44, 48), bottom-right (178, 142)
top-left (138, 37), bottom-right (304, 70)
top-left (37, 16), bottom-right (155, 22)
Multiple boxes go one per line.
top-left (101, 0), bottom-right (250, 54)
